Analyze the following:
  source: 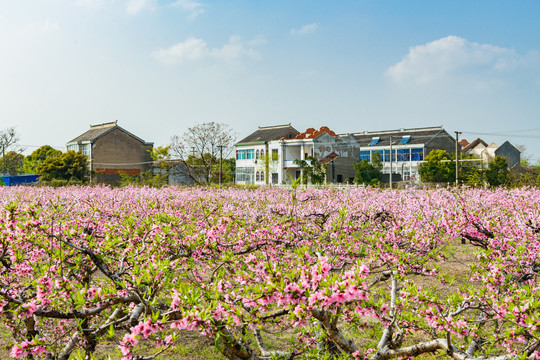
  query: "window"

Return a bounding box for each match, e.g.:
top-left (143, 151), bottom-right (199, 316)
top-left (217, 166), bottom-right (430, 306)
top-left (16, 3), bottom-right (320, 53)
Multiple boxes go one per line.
top-left (256, 171), bottom-right (260, 181)
top-left (81, 144), bottom-right (91, 157)
top-left (411, 148), bottom-right (424, 161)
top-left (260, 171), bottom-right (264, 182)
top-left (397, 148), bottom-right (410, 161)
top-left (272, 173), bottom-right (278, 184)
top-left (399, 135), bottom-right (411, 144)
top-left (260, 150), bottom-right (264, 158)
top-left (360, 150), bottom-right (371, 161)
top-left (383, 149), bottom-right (396, 162)
top-left (236, 167), bottom-right (255, 184)
top-left (369, 137), bottom-right (380, 146)
top-left (271, 149), bottom-right (278, 161)
top-left (256, 150), bottom-right (260, 159)
top-left (236, 149), bottom-right (255, 160)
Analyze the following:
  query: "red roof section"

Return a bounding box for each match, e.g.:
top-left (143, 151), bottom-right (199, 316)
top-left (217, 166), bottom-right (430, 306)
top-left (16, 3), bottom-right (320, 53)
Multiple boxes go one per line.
top-left (293, 126), bottom-right (338, 139)
top-left (319, 152), bottom-right (339, 164)
top-left (459, 139), bottom-right (470, 147)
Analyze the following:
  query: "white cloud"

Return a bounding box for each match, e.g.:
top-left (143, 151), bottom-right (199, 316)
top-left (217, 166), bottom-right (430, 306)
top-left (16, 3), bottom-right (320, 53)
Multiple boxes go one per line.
top-left (170, 0), bottom-right (204, 18)
top-left (290, 23), bottom-right (318, 36)
top-left (152, 36), bottom-right (264, 63)
top-left (386, 36), bottom-right (520, 84)
top-left (126, 0), bottom-right (154, 15)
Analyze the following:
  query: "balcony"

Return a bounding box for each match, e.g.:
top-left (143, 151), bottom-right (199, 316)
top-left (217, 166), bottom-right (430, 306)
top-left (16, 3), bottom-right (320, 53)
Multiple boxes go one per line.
top-left (283, 160), bottom-right (301, 168)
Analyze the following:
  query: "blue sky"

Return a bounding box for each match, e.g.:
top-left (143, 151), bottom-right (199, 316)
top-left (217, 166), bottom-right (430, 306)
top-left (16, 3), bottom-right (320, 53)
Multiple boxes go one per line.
top-left (2, 0), bottom-right (540, 161)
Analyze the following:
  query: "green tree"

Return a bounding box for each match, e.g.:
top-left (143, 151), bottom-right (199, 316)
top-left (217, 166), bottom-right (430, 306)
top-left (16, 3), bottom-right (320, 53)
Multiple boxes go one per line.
top-left (221, 157), bottom-right (236, 183)
top-left (293, 156), bottom-right (327, 185)
top-left (418, 149), bottom-right (455, 183)
top-left (463, 167), bottom-right (484, 187)
top-left (1, 127), bottom-right (19, 174)
top-left (22, 145), bottom-right (62, 174)
top-left (0, 151), bottom-right (24, 175)
top-left (354, 151), bottom-right (382, 185)
top-left (148, 145), bottom-right (172, 186)
top-left (37, 151), bottom-right (89, 182)
top-left (170, 122), bottom-right (235, 184)
top-left (485, 155), bottom-right (509, 187)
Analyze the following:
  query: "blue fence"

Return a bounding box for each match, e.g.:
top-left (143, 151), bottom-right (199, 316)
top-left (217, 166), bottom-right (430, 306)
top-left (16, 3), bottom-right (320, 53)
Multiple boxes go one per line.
top-left (0, 175), bottom-right (40, 186)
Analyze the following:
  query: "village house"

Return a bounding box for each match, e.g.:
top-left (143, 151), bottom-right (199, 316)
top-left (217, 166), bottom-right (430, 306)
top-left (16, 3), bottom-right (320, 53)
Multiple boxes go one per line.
top-left (235, 125), bottom-right (361, 185)
top-left (235, 124), bottom-right (458, 185)
top-left (66, 121), bottom-right (153, 184)
top-left (353, 126), bottom-right (456, 181)
top-left (461, 138), bottom-right (521, 168)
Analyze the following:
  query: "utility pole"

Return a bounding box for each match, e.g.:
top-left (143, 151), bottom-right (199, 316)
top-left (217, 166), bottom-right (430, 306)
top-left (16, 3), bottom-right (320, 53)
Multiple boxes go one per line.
top-left (1, 144), bottom-right (4, 174)
top-left (218, 145), bottom-right (223, 188)
top-left (455, 131), bottom-right (462, 186)
top-left (389, 136), bottom-right (393, 189)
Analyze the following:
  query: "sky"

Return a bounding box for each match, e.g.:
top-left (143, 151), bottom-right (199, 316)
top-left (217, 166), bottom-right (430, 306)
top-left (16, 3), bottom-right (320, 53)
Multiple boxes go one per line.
top-left (1, 0), bottom-right (540, 162)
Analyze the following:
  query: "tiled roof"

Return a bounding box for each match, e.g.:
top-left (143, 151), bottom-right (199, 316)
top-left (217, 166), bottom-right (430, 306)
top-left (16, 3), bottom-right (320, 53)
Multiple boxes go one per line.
top-left (294, 126), bottom-right (338, 139)
top-left (353, 126), bottom-right (451, 147)
top-left (67, 121), bottom-right (150, 145)
top-left (462, 138), bottom-right (489, 152)
top-left (319, 152), bottom-right (339, 164)
top-left (236, 124), bottom-right (300, 144)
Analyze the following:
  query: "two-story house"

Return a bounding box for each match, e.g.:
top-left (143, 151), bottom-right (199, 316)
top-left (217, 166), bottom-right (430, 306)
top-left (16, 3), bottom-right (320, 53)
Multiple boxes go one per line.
top-left (353, 126), bottom-right (456, 181)
top-left (235, 125), bottom-right (360, 185)
top-left (67, 121), bottom-right (154, 184)
top-left (234, 124), bottom-right (300, 185)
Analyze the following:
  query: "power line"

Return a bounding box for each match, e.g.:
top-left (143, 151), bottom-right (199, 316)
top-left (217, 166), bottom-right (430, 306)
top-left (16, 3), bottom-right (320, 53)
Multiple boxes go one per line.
top-left (463, 128), bottom-right (540, 135)
top-left (461, 132), bottom-right (540, 140)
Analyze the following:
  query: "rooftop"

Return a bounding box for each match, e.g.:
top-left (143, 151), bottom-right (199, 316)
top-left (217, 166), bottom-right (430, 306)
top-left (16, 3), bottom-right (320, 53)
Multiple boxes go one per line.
top-left (236, 124), bottom-right (300, 145)
top-left (67, 121), bottom-right (151, 145)
top-left (353, 126), bottom-right (451, 147)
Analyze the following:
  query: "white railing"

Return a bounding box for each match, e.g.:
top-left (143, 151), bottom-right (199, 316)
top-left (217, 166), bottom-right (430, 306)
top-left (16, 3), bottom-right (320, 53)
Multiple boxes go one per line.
top-left (283, 160), bottom-right (301, 168)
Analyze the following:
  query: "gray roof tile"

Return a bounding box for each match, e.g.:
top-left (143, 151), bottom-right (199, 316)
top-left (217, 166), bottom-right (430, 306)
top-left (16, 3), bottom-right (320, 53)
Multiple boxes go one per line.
top-left (236, 124), bottom-right (300, 144)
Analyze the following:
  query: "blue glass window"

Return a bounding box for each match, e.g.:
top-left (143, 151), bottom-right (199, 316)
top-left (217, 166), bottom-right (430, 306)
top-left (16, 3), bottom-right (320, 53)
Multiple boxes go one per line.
top-left (383, 149), bottom-right (396, 162)
top-left (360, 150), bottom-right (371, 161)
top-left (411, 148), bottom-right (424, 161)
top-left (369, 137), bottom-right (380, 146)
top-left (397, 148), bottom-right (410, 161)
top-left (399, 135), bottom-right (411, 144)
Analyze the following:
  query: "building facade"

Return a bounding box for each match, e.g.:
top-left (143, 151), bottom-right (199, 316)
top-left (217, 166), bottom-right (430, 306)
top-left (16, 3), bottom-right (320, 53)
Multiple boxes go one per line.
top-left (235, 125), bottom-right (458, 185)
top-left (67, 121), bottom-right (154, 184)
top-left (462, 138), bottom-right (521, 168)
top-left (353, 126), bottom-right (456, 181)
top-left (234, 124), bottom-right (300, 185)
top-left (235, 125), bottom-right (361, 185)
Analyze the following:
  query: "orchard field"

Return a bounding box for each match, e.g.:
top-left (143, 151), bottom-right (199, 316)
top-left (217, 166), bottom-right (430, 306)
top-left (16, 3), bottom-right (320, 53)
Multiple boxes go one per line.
top-left (1, 185), bottom-right (540, 360)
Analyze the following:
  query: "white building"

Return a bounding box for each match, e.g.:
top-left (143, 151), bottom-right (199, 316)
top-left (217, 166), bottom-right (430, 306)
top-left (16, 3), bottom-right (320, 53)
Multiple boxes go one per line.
top-left (235, 124), bottom-right (458, 185)
top-left (353, 126), bottom-right (456, 181)
top-left (235, 125), bottom-right (359, 185)
top-left (235, 124), bottom-right (300, 185)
